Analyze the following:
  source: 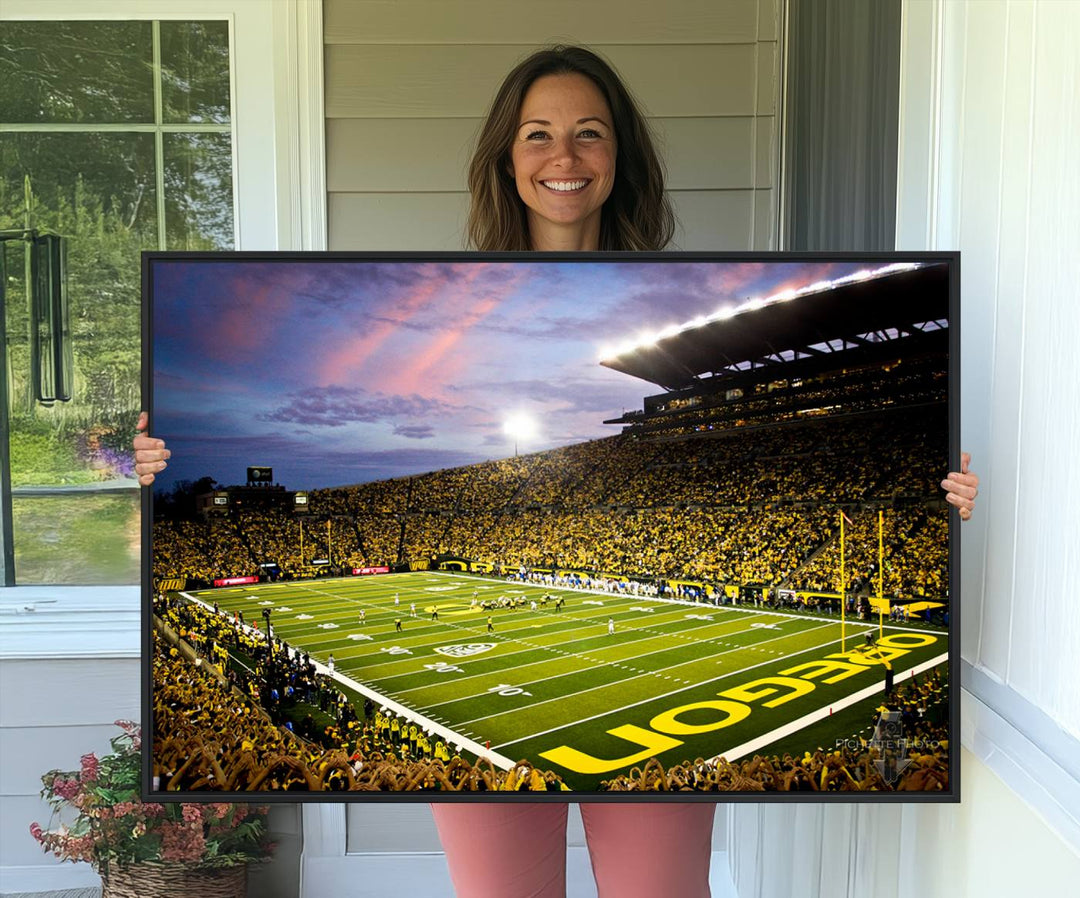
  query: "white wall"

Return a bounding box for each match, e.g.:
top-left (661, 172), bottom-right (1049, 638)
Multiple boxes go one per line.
top-left (729, 1), bottom-right (1080, 893)
top-left (727, 695), bottom-right (1080, 898)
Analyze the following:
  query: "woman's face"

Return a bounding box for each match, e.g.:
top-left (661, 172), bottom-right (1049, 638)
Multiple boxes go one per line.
top-left (509, 73), bottom-right (617, 247)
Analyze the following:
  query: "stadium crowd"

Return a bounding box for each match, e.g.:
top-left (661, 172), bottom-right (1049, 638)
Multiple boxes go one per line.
top-left (154, 402), bottom-right (948, 613)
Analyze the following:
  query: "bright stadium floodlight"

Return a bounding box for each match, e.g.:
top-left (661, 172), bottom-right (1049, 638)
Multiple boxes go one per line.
top-left (708, 305), bottom-right (738, 322)
top-left (503, 412), bottom-right (538, 457)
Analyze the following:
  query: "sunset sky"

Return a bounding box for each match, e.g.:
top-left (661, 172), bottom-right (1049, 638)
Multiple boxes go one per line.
top-left (150, 256), bottom-right (873, 493)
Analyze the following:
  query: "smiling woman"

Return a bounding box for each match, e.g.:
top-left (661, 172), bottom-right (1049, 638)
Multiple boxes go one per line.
top-left (466, 45), bottom-right (674, 252)
top-left (509, 73), bottom-right (617, 250)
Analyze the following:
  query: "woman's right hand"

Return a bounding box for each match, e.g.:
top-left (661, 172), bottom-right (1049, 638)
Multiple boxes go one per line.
top-left (134, 410), bottom-right (171, 486)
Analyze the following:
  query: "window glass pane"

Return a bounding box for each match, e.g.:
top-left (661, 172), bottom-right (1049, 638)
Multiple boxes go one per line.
top-left (164, 133), bottom-right (235, 250)
top-left (0, 22), bottom-right (154, 124)
top-left (160, 21), bottom-right (232, 124)
top-left (1, 18), bottom-right (234, 586)
top-left (11, 493), bottom-right (140, 585)
top-left (3, 131), bottom-right (150, 585)
top-left (0, 132), bottom-right (159, 250)
top-left (2, 132), bottom-right (154, 487)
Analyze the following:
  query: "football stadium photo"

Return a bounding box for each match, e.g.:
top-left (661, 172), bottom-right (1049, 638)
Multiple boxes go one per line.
top-left (147, 255), bottom-right (954, 796)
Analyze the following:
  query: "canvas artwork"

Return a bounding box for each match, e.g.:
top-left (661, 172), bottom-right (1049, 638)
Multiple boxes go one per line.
top-left (145, 253), bottom-right (957, 800)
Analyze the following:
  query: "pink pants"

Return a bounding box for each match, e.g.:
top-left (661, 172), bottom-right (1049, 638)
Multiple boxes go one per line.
top-left (430, 802), bottom-right (716, 898)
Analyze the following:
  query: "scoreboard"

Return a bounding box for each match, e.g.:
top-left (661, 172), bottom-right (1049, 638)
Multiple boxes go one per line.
top-left (247, 466), bottom-right (273, 483)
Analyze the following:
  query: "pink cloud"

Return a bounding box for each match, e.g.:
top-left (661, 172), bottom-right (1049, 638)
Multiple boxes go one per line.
top-left (315, 273), bottom-right (447, 386)
top-left (378, 267), bottom-right (525, 396)
top-left (204, 277), bottom-right (291, 361)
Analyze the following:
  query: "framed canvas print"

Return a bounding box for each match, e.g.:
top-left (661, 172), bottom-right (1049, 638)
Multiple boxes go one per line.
top-left (143, 251), bottom-right (958, 802)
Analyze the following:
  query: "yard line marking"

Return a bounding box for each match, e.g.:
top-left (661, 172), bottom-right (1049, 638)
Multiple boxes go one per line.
top-left (468, 621), bottom-right (842, 731)
top-left (387, 616), bottom-right (840, 699)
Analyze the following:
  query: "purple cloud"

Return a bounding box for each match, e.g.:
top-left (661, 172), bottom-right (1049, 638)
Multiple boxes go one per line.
top-left (260, 386), bottom-right (460, 427)
top-left (394, 424), bottom-right (436, 439)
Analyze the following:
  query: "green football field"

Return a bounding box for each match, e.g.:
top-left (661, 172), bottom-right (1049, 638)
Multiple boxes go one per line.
top-left (182, 571), bottom-right (949, 791)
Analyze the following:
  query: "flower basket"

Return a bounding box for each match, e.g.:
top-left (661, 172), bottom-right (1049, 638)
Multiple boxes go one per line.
top-left (31, 722), bottom-right (273, 888)
top-left (101, 861), bottom-right (247, 898)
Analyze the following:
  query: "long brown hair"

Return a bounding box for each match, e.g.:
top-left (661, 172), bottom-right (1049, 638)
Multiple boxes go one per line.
top-left (467, 46), bottom-right (675, 252)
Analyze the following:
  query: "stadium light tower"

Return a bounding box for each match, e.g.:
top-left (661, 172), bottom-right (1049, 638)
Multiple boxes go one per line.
top-left (503, 412), bottom-right (538, 457)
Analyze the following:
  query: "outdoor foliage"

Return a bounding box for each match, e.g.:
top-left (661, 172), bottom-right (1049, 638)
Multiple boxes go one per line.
top-left (1, 19), bottom-right (232, 489)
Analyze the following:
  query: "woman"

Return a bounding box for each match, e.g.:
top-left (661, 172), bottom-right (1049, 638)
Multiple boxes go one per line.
top-left (136, 46), bottom-right (978, 898)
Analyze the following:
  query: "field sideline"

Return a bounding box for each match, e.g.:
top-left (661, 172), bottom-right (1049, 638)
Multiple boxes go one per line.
top-left (180, 571), bottom-right (948, 791)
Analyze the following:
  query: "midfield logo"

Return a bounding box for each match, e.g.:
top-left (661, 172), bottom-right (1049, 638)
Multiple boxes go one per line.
top-left (436, 643), bottom-right (496, 658)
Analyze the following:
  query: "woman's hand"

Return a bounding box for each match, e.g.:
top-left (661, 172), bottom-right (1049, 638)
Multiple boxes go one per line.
top-left (941, 451), bottom-right (979, 521)
top-left (133, 410), bottom-right (171, 486)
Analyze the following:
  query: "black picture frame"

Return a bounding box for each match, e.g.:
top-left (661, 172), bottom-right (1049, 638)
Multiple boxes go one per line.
top-left (142, 250), bottom-right (960, 803)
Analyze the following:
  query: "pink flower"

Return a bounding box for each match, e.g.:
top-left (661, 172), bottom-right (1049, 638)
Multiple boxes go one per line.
top-left (29, 822), bottom-right (43, 842)
top-left (80, 753), bottom-right (100, 782)
top-left (52, 777), bottom-right (80, 801)
top-left (181, 805), bottom-right (203, 824)
top-left (111, 801), bottom-right (135, 818)
top-left (160, 821), bottom-right (206, 863)
top-left (113, 719), bottom-right (142, 749)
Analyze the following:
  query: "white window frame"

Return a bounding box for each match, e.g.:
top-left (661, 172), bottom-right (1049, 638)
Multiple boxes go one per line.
top-left (0, 0), bottom-right (325, 659)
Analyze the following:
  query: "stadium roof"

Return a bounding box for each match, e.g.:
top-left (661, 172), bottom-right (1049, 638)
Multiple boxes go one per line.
top-left (599, 262), bottom-right (950, 391)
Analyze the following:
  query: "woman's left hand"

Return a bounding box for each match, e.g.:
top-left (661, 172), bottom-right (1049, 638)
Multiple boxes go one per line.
top-left (941, 451), bottom-right (979, 521)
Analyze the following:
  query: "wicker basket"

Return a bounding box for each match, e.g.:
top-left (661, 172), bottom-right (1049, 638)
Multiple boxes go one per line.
top-left (100, 862), bottom-right (247, 898)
